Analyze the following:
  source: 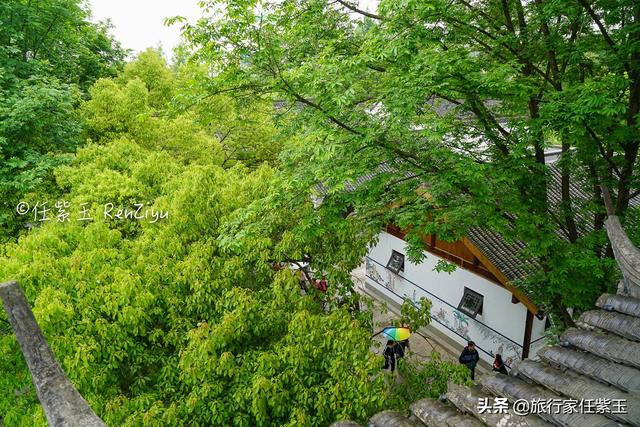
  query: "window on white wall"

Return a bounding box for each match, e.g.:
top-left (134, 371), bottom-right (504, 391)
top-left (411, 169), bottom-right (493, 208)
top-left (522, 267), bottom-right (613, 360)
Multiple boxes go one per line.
top-left (386, 250), bottom-right (405, 273)
top-left (458, 287), bottom-right (483, 318)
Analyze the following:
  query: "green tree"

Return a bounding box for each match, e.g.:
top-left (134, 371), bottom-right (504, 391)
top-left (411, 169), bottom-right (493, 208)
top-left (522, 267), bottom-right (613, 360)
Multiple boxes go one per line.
top-left (0, 0), bottom-right (125, 88)
top-left (122, 48), bottom-right (175, 110)
top-left (0, 0), bottom-right (126, 242)
top-left (0, 137), bottom-right (389, 426)
top-left (180, 0), bottom-right (640, 325)
top-left (0, 77), bottom-right (81, 237)
top-left (390, 352), bottom-right (471, 410)
top-left (0, 41), bottom-right (467, 423)
top-left (170, 58), bottom-right (282, 167)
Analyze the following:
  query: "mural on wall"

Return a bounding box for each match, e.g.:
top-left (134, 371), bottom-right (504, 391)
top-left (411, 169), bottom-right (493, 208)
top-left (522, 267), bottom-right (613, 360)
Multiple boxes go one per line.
top-left (365, 257), bottom-right (523, 362)
top-left (452, 310), bottom-right (470, 340)
top-left (473, 316), bottom-right (522, 359)
top-left (366, 258), bottom-right (397, 292)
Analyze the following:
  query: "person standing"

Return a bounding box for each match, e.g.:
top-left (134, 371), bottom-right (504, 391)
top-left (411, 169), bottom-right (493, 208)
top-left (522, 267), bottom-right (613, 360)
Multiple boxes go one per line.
top-left (383, 340), bottom-right (398, 372)
top-left (459, 340), bottom-right (480, 380)
top-left (399, 324), bottom-right (411, 355)
top-left (395, 339), bottom-right (405, 360)
top-left (399, 338), bottom-right (410, 355)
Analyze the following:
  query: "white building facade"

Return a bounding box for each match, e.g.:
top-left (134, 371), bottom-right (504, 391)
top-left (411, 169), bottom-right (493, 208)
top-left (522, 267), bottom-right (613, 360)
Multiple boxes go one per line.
top-left (365, 230), bottom-right (547, 366)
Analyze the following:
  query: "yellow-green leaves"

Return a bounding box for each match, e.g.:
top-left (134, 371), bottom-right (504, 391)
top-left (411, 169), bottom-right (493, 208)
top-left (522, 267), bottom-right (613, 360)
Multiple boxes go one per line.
top-left (122, 49), bottom-right (175, 110)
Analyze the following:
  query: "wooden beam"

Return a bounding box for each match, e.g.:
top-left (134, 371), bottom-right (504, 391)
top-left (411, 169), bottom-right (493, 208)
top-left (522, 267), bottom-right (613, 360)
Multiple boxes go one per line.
top-left (386, 224), bottom-right (502, 285)
top-left (522, 310), bottom-right (534, 359)
top-left (0, 281), bottom-right (105, 427)
top-left (462, 237), bottom-right (539, 315)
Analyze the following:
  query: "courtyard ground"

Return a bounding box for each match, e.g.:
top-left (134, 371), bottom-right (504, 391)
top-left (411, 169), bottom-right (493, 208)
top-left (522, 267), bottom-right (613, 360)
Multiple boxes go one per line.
top-left (351, 266), bottom-right (490, 379)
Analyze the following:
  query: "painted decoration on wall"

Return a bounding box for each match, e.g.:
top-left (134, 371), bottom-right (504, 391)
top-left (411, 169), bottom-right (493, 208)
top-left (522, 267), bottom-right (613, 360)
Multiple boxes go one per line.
top-left (365, 257), bottom-right (523, 362)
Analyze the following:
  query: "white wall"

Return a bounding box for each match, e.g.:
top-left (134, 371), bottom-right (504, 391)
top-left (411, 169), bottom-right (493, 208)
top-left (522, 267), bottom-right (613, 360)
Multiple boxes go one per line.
top-left (366, 232), bottom-right (546, 364)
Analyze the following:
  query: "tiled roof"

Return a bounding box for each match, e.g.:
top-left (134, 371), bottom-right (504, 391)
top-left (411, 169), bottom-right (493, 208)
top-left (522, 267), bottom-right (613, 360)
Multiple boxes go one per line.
top-left (331, 208), bottom-right (640, 427)
top-left (468, 164), bottom-right (639, 284)
top-left (318, 161), bottom-right (638, 285)
top-left (314, 162), bottom-right (404, 195)
top-left (465, 227), bottom-right (538, 283)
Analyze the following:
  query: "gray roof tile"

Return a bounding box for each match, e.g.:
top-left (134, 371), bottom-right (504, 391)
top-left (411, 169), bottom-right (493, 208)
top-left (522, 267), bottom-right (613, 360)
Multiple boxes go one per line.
top-left (577, 310), bottom-right (640, 341)
top-left (480, 374), bottom-right (617, 427)
top-left (514, 360), bottom-right (640, 425)
top-left (537, 345), bottom-right (640, 393)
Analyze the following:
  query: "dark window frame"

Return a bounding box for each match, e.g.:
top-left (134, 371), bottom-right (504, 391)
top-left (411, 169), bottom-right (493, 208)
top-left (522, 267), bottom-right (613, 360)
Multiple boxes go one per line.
top-left (386, 250), bottom-right (405, 274)
top-left (457, 287), bottom-right (484, 318)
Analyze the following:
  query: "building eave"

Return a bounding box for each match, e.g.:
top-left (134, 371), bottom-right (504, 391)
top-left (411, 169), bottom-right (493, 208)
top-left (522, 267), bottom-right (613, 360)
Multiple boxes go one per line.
top-left (462, 237), bottom-right (540, 315)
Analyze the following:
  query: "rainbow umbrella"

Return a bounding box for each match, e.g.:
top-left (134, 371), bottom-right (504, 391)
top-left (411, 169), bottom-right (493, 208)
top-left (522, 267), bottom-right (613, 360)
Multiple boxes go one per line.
top-left (382, 327), bottom-right (411, 341)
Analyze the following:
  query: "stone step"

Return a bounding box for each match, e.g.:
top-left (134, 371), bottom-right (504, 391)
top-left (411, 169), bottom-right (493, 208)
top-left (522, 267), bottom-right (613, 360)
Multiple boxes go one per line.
top-left (538, 346), bottom-right (640, 393)
top-left (481, 373), bottom-right (618, 427)
top-left (446, 381), bottom-right (551, 427)
top-left (514, 360), bottom-right (639, 425)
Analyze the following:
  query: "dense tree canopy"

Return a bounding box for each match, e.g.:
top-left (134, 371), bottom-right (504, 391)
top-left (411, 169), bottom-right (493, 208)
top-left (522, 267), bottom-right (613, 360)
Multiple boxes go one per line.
top-left (0, 50), bottom-right (467, 426)
top-left (0, 0), bottom-right (126, 242)
top-left (6, 0), bottom-right (636, 424)
top-left (0, 139), bottom-right (385, 426)
top-left (180, 0), bottom-right (640, 324)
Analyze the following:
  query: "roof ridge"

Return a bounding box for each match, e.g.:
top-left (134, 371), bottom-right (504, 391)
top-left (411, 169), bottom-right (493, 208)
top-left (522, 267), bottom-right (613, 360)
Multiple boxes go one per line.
top-left (576, 309), bottom-right (640, 341)
top-left (596, 293), bottom-right (640, 318)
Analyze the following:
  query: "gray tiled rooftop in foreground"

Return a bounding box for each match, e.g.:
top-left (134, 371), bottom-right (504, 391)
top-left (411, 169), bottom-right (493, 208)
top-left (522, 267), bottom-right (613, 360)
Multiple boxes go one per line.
top-left (332, 203), bottom-right (640, 427)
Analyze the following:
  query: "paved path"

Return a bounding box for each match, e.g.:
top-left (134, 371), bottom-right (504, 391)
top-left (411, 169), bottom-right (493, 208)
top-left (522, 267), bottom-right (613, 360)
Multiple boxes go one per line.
top-left (352, 266), bottom-right (489, 379)
top-left (367, 291), bottom-right (463, 368)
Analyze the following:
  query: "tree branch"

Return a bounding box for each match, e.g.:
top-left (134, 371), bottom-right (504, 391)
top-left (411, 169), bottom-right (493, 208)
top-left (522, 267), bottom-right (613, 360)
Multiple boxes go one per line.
top-left (575, 0), bottom-right (618, 53)
top-left (366, 64), bottom-right (387, 72)
top-left (333, 0), bottom-right (384, 21)
top-left (445, 16), bottom-right (559, 90)
top-left (626, 188), bottom-right (640, 202)
top-left (583, 122), bottom-right (622, 178)
top-left (185, 84), bottom-right (265, 111)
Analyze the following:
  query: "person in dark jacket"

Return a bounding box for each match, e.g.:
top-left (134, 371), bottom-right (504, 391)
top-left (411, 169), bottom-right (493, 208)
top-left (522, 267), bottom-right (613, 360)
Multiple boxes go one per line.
top-left (399, 338), bottom-right (410, 355)
top-left (395, 340), bottom-right (405, 359)
top-left (492, 354), bottom-right (508, 375)
top-left (383, 340), bottom-right (398, 372)
top-left (458, 340), bottom-right (480, 380)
